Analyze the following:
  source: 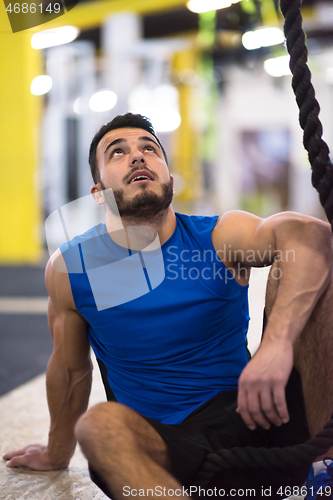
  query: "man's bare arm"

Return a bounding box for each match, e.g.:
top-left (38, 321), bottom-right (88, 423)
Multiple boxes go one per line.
top-left (213, 211), bottom-right (333, 430)
top-left (3, 258), bottom-right (92, 469)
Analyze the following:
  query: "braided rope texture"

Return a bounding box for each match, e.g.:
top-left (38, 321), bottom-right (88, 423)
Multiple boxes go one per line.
top-left (196, 417), bottom-right (333, 485)
top-left (280, 0), bottom-right (333, 228)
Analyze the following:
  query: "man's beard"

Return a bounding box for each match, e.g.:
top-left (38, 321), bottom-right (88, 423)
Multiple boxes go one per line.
top-left (100, 178), bottom-right (174, 224)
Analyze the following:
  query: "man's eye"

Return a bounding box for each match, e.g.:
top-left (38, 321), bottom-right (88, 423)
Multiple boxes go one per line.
top-left (112, 149), bottom-right (123, 156)
top-left (144, 146), bottom-right (155, 152)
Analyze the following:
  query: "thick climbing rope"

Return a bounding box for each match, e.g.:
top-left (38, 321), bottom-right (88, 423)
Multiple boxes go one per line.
top-left (280, 0), bottom-right (333, 229)
top-left (196, 417), bottom-right (333, 486)
top-left (197, 0), bottom-right (333, 481)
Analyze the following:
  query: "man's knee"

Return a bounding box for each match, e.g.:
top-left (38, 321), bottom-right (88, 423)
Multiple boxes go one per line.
top-left (75, 402), bottom-right (168, 464)
top-left (75, 402), bottom-right (136, 448)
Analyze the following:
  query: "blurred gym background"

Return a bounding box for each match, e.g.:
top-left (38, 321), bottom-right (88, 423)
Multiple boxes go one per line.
top-left (1, 0), bottom-right (332, 395)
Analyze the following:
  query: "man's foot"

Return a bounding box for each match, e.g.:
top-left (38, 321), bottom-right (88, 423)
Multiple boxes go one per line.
top-left (305, 459), bottom-right (333, 499)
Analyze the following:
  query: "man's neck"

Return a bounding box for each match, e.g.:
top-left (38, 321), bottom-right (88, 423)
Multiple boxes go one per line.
top-left (105, 207), bottom-right (176, 250)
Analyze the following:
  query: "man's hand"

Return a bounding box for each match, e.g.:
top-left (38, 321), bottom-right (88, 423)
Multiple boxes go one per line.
top-left (3, 444), bottom-right (68, 470)
top-left (237, 338), bottom-right (294, 430)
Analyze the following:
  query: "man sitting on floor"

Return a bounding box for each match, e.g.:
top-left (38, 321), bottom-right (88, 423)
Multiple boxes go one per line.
top-left (4, 113), bottom-right (333, 500)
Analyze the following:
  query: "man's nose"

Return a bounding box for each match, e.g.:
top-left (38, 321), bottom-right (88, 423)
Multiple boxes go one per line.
top-left (131, 150), bottom-right (146, 166)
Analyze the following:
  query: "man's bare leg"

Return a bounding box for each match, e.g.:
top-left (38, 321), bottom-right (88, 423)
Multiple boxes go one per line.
top-left (265, 261), bottom-right (333, 457)
top-left (75, 402), bottom-right (188, 500)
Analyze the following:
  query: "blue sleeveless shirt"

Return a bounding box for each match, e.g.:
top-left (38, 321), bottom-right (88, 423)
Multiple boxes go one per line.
top-left (60, 213), bottom-right (250, 424)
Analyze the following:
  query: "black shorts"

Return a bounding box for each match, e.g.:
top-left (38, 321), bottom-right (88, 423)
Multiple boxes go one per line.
top-left (143, 367), bottom-right (311, 498)
top-left (90, 368), bottom-right (311, 500)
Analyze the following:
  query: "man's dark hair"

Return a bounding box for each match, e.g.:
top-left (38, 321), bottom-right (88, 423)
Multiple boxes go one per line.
top-left (89, 113), bottom-right (168, 184)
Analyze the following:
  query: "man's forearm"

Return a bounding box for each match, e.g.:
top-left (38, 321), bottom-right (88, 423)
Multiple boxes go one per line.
top-left (45, 354), bottom-right (93, 467)
top-left (265, 218), bottom-right (333, 344)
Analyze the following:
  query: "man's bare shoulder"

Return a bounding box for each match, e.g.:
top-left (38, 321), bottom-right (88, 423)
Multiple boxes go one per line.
top-left (45, 249), bottom-right (76, 313)
top-left (215, 210), bottom-right (261, 228)
top-left (212, 210), bottom-right (262, 249)
top-left (212, 210), bottom-right (330, 247)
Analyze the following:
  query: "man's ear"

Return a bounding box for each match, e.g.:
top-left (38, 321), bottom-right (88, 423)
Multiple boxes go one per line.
top-left (91, 184), bottom-right (105, 205)
top-left (170, 174), bottom-right (175, 194)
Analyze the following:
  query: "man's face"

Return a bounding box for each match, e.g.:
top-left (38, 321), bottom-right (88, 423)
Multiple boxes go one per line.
top-left (93, 128), bottom-right (174, 221)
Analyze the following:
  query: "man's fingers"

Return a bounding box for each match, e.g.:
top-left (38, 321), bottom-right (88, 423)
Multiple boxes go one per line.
top-left (237, 388), bottom-right (258, 430)
top-left (238, 383), bottom-right (289, 430)
top-left (273, 385), bottom-right (290, 424)
top-left (247, 388), bottom-right (271, 430)
top-left (259, 387), bottom-right (283, 427)
top-left (3, 448), bottom-right (27, 460)
top-left (6, 455), bottom-right (30, 468)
